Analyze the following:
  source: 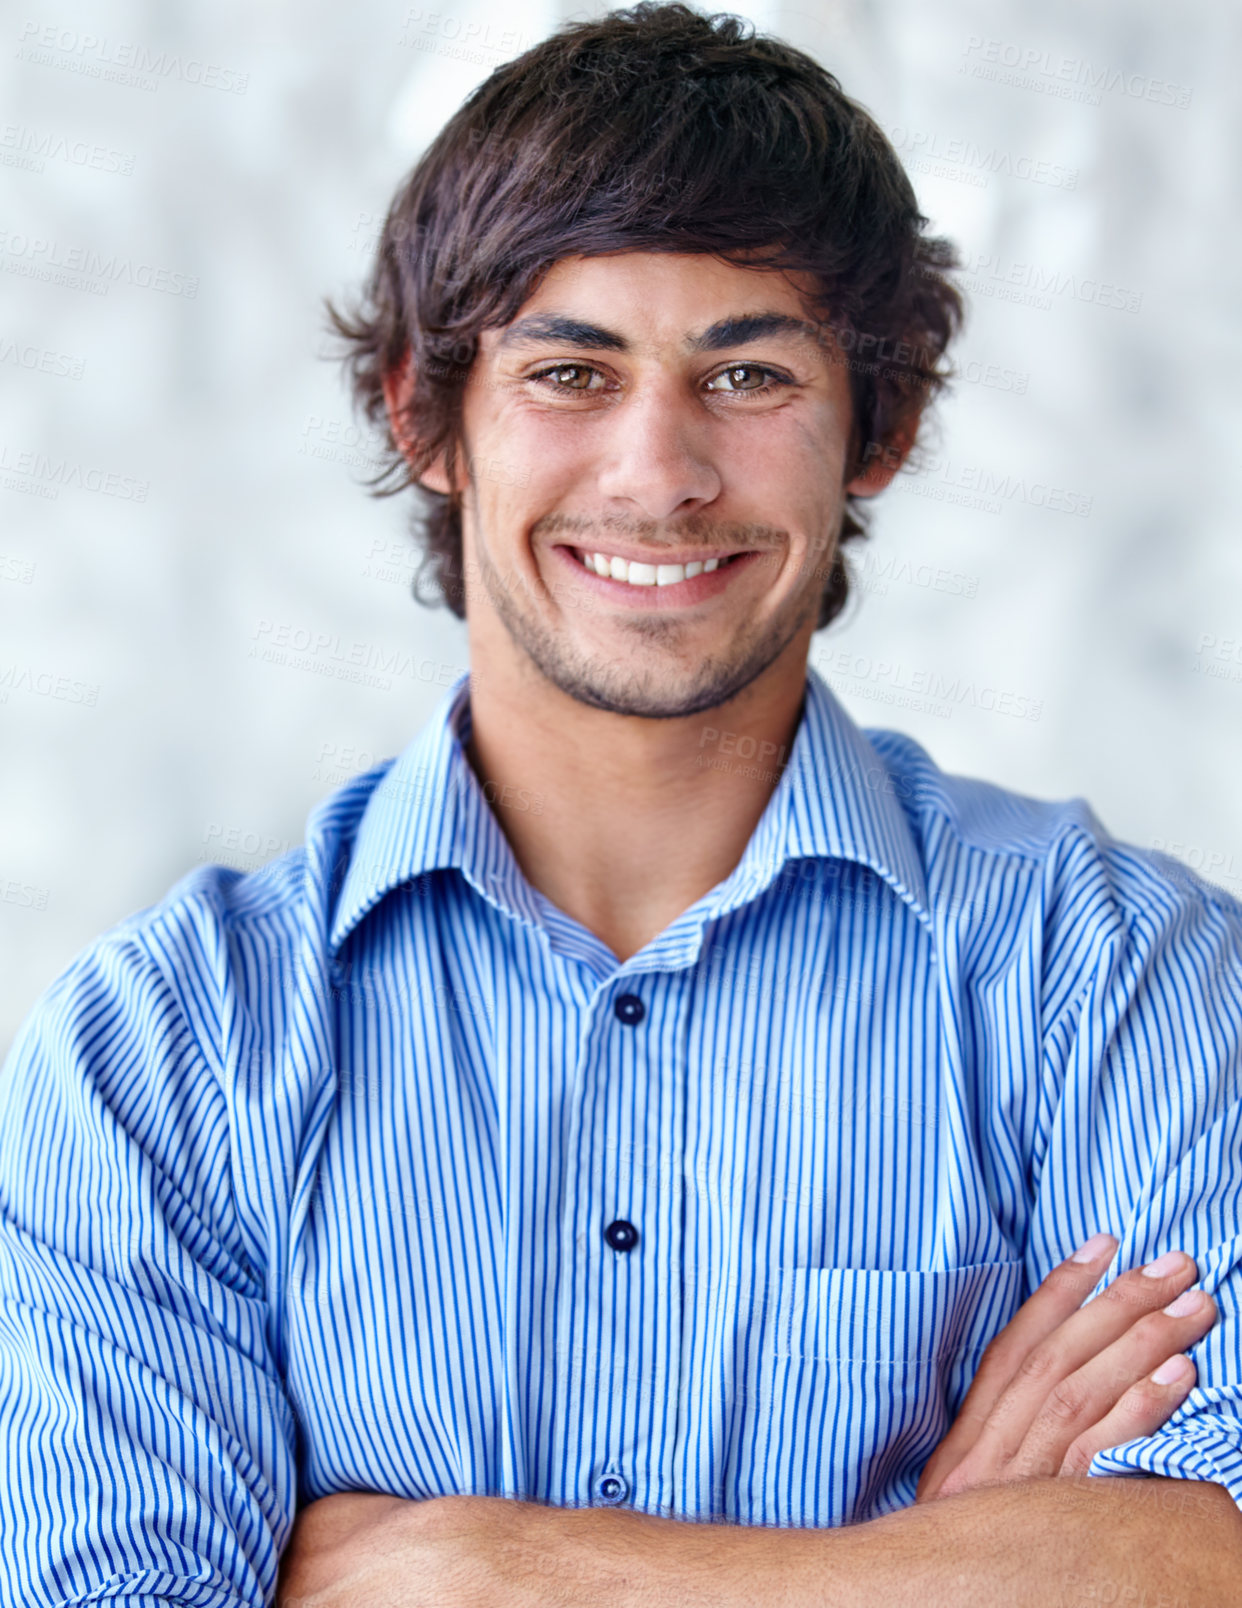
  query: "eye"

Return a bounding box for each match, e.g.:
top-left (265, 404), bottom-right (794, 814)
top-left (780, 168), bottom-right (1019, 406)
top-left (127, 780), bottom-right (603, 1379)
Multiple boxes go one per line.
top-left (525, 360), bottom-right (793, 399)
top-left (704, 364), bottom-right (790, 397)
top-left (528, 363), bottom-right (609, 392)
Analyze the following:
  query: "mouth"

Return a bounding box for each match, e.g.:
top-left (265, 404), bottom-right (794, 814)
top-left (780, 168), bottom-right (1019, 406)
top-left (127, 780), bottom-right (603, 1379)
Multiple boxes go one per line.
top-left (552, 543), bottom-right (763, 606)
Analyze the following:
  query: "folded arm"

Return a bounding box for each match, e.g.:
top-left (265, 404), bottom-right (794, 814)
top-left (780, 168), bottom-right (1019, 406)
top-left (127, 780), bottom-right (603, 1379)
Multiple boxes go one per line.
top-left (0, 931), bottom-right (297, 1607)
top-left (278, 1475), bottom-right (1242, 1608)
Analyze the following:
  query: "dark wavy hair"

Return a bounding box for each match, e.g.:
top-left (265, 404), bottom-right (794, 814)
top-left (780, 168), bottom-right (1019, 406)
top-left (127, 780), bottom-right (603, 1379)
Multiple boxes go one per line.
top-left (328, 1), bottom-right (964, 629)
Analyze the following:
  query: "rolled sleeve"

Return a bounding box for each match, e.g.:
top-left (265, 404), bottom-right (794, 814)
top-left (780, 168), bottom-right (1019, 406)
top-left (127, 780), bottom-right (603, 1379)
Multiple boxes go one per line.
top-left (1043, 849), bottom-right (1242, 1518)
top-left (1084, 1220), bottom-right (1242, 1514)
top-left (1089, 1423), bottom-right (1242, 1508)
top-left (0, 927), bottom-right (297, 1606)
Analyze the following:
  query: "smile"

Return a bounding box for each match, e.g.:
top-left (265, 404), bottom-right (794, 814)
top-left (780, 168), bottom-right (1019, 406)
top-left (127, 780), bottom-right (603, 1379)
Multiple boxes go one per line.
top-left (570, 547), bottom-right (750, 587)
top-left (551, 543), bottom-right (763, 610)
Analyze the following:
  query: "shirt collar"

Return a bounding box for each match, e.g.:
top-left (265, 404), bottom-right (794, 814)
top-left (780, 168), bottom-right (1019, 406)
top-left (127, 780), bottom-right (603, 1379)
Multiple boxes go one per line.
top-left (328, 662), bottom-right (932, 953)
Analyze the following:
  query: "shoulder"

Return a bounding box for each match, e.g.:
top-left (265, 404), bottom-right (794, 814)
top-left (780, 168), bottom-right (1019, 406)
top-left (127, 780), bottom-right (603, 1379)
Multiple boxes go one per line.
top-left (6, 758), bottom-right (398, 1076)
top-left (862, 722), bottom-right (1242, 955)
top-left (864, 723), bottom-right (1103, 864)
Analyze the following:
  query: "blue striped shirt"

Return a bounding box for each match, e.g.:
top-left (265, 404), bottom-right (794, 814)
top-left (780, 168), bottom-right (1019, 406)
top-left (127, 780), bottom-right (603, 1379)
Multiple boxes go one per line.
top-left (3, 662), bottom-right (1242, 1605)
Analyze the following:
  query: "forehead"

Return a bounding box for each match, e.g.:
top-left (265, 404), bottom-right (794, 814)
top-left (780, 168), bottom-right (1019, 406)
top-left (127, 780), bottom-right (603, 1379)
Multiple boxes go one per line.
top-left (488, 251), bottom-right (829, 354)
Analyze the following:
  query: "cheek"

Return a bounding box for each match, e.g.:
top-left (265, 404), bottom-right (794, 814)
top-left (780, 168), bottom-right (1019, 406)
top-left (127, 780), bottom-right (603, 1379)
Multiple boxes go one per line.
top-left (731, 409), bottom-right (846, 490)
top-left (791, 408), bottom-right (850, 482)
top-left (476, 414), bottom-right (587, 502)
top-left (724, 439), bottom-right (845, 541)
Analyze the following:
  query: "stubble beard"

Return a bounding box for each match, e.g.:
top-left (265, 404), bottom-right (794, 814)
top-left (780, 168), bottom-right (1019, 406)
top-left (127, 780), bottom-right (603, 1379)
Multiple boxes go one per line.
top-left (471, 523), bottom-right (830, 721)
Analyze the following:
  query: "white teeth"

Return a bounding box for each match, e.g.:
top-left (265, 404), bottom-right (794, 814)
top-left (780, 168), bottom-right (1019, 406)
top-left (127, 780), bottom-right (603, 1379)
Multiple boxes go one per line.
top-left (578, 548), bottom-right (738, 587)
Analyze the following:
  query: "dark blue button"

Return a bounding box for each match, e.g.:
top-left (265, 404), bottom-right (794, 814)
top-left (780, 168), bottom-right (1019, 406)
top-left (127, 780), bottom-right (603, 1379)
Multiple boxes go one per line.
top-left (593, 1471), bottom-right (629, 1504)
top-left (604, 1219), bottom-right (639, 1252)
top-left (614, 993), bottom-right (645, 1025)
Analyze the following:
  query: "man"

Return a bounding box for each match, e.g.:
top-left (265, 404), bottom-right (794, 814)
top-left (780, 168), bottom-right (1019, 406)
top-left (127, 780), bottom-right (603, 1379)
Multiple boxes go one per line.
top-left (3, 3), bottom-right (1242, 1604)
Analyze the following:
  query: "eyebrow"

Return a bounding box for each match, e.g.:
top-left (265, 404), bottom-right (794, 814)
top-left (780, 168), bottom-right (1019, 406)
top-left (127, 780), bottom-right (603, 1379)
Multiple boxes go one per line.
top-left (494, 310), bottom-right (824, 355)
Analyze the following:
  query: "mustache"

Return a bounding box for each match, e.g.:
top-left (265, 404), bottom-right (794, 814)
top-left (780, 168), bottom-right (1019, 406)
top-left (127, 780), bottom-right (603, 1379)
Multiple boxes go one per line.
top-left (535, 511), bottom-right (785, 552)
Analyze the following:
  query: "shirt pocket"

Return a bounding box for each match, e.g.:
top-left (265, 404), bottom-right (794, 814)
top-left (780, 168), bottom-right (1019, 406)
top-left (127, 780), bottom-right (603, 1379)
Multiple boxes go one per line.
top-left (776, 1258), bottom-right (1026, 1365)
top-left (737, 1258), bottom-right (1025, 1528)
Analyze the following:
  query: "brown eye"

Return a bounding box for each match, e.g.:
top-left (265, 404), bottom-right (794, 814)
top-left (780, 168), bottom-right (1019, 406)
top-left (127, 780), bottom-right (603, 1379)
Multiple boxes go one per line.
top-left (531, 364), bottom-right (605, 391)
top-left (706, 365), bottom-right (788, 395)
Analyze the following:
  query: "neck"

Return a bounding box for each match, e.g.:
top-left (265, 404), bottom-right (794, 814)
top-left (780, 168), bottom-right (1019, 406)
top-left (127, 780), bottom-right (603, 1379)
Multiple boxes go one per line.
top-left (462, 634), bottom-right (812, 965)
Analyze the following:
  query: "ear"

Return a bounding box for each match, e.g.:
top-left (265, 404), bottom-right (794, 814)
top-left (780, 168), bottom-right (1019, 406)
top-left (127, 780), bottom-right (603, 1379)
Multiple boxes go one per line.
top-left (844, 409), bottom-right (923, 498)
top-left (381, 348), bottom-right (454, 496)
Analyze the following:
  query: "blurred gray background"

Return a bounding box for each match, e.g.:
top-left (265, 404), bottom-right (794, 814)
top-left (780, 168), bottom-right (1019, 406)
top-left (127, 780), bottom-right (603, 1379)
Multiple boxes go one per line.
top-left (2, 0), bottom-right (1240, 1054)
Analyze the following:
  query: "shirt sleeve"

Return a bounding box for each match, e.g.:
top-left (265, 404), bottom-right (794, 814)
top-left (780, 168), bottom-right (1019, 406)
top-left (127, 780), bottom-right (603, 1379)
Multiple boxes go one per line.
top-left (1038, 854), bottom-right (1242, 1512)
top-left (0, 925), bottom-right (298, 1607)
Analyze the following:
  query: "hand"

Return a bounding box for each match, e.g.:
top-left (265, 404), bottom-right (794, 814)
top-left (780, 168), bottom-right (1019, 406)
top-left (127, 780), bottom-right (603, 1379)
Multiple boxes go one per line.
top-left (915, 1237), bottom-right (1217, 1503)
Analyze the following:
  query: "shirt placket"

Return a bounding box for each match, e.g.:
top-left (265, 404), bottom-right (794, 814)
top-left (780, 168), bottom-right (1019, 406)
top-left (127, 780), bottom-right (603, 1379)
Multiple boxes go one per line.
top-left (548, 970), bottom-right (687, 1515)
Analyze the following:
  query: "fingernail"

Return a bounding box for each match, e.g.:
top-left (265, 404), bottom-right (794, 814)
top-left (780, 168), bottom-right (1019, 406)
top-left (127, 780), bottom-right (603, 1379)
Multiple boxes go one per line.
top-left (1142, 1251), bottom-right (1188, 1278)
top-left (1164, 1289), bottom-right (1204, 1317)
top-left (1070, 1232), bottom-right (1117, 1264)
top-left (1151, 1354), bottom-right (1192, 1386)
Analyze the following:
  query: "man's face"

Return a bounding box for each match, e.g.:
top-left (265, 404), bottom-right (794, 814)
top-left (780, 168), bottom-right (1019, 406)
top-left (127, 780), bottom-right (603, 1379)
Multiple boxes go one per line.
top-left (429, 252), bottom-right (883, 719)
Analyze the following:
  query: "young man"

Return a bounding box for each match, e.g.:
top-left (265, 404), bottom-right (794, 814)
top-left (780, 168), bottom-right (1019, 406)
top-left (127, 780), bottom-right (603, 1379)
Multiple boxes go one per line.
top-left (3, 4), bottom-right (1242, 1605)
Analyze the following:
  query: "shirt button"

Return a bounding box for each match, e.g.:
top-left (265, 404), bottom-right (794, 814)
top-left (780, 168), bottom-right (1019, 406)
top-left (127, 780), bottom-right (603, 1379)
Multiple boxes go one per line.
top-left (604, 1219), bottom-right (639, 1252)
top-left (593, 1472), bottom-right (629, 1504)
top-left (614, 993), bottom-right (645, 1025)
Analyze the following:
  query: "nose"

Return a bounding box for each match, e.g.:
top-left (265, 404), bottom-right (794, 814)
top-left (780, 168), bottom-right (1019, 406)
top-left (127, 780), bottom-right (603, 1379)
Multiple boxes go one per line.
top-left (594, 377), bottom-right (722, 520)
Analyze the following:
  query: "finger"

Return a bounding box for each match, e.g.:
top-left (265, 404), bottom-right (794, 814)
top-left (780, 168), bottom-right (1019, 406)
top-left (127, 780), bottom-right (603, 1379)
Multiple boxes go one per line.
top-left (920, 1249), bottom-right (1205, 1500)
top-left (1006, 1287), bottom-right (1217, 1480)
top-left (1056, 1352), bottom-right (1198, 1477)
top-left (916, 1232), bottom-right (1121, 1493)
top-left (962, 1250), bottom-right (1203, 1469)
